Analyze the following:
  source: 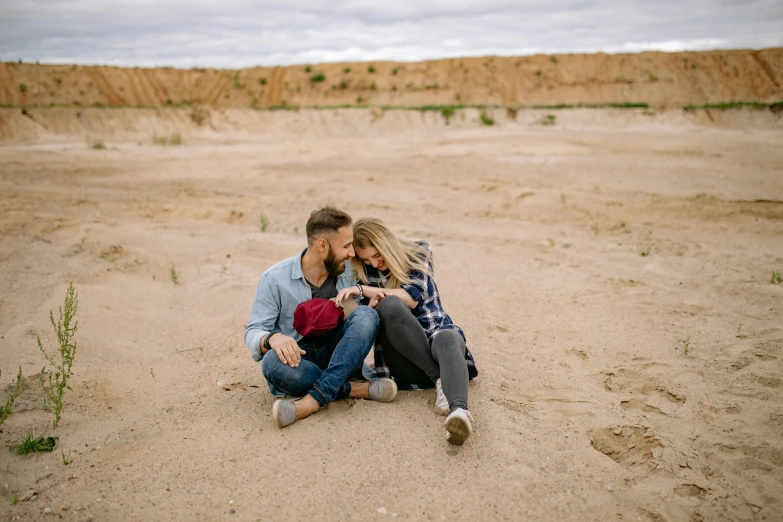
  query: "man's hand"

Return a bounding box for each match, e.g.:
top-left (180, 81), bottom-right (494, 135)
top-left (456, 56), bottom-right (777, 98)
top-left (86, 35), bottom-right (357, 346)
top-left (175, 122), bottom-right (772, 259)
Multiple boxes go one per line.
top-left (333, 286), bottom-right (360, 307)
top-left (368, 290), bottom-right (388, 309)
top-left (269, 334), bottom-right (306, 367)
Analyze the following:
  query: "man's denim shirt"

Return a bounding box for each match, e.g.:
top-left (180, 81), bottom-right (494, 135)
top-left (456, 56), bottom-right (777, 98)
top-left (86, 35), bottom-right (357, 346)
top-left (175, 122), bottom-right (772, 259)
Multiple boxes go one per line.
top-left (244, 248), bottom-right (357, 363)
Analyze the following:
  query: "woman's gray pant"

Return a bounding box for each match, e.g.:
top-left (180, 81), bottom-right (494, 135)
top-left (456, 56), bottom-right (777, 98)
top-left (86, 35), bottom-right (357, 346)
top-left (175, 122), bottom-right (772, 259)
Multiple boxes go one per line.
top-left (376, 296), bottom-right (468, 412)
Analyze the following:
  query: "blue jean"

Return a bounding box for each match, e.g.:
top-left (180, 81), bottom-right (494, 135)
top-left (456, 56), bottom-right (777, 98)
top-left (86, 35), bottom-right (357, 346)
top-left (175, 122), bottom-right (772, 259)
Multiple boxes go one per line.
top-left (261, 306), bottom-right (379, 407)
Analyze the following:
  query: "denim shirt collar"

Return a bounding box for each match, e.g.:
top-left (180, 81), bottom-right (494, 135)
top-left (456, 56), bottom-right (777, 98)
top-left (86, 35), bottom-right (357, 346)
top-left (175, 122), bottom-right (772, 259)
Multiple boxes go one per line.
top-left (291, 248), bottom-right (307, 281)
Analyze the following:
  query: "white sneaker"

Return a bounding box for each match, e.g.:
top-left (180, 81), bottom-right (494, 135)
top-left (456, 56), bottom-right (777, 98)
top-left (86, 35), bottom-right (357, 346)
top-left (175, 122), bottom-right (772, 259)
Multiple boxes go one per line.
top-left (434, 378), bottom-right (449, 416)
top-left (445, 408), bottom-right (474, 445)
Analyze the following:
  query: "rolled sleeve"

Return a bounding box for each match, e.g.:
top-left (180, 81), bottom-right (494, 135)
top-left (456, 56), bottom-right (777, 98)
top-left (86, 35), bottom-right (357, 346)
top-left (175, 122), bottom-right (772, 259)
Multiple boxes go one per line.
top-left (244, 274), bottom-right (280, 362)
top-left (402, 271), bottom-right (428, 303)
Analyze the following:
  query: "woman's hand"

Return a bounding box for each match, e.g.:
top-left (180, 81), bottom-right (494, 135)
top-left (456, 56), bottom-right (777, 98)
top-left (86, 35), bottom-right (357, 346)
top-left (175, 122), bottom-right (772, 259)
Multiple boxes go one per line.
top-left (368, 290), bottom-right (388, 309)
top-left (333, 286), bottom-right (360, 307)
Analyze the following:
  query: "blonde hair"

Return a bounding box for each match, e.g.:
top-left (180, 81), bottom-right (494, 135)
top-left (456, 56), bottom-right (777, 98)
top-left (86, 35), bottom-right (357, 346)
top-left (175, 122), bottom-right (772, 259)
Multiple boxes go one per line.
top-left (351, 217), bottom-right (433, 289)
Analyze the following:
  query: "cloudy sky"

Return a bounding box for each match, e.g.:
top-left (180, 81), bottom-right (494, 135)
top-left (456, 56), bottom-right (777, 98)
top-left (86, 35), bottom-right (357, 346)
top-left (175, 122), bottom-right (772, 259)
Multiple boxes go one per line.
top-left (1, 0), bottom-right (780, 68)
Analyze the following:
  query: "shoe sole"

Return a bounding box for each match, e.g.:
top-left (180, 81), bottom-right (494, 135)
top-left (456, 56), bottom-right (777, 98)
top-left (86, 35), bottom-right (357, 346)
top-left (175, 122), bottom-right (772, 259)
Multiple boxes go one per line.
top-left (272, 400), bottom-right (284, 428)
top-left (445, 416), bottom-right (471, 445)
top-left (370, 380), bottom-right (398, 402)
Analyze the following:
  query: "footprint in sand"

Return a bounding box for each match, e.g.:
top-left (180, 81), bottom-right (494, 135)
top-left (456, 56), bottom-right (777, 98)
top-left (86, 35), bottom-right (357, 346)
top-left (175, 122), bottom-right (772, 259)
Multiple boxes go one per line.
top-left (588, 426), bottom-right (662, 467)
top-left (602, 367), bottom-right (686, 404)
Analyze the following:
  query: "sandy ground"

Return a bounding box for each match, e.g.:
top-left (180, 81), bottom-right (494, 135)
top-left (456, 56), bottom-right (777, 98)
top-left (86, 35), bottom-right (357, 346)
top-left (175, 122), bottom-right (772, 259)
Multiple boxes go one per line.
top-left (1, 113), bottom-right (782, 521)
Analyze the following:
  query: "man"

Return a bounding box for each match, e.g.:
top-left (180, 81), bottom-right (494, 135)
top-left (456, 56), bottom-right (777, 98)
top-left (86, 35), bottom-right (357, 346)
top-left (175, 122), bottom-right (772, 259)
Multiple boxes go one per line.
top-left (244, 206), bottom-right (397, 428)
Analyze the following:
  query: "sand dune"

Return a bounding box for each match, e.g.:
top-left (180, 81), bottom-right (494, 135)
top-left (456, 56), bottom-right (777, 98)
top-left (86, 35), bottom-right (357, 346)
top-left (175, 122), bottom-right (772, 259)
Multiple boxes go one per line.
top-left (2, 48), bottom-right (782, 109)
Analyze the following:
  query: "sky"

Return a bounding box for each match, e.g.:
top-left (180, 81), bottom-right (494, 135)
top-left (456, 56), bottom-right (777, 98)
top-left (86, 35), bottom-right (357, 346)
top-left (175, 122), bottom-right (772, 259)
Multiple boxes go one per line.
top-left (1, 0), bottom-right (781, 68)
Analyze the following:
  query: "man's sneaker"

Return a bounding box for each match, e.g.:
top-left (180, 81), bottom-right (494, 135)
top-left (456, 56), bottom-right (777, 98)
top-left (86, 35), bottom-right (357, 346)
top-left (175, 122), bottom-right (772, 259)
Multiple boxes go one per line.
top-left (444, 408), bottom-right (474, 445)
top-left (272, 399), bottom-right (297, 428)
top-left (434, 378), bottom-right (449, 416)
top-left (368, 378), bottom-right (398, 402)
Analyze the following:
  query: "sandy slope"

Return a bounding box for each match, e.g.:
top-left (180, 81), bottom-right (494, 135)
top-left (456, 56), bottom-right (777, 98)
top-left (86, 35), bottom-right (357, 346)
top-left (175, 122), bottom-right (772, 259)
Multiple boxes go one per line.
top-left (0, 112), bottom-right (782, 521)
top-left (2, 48), bottom-right (782, 109)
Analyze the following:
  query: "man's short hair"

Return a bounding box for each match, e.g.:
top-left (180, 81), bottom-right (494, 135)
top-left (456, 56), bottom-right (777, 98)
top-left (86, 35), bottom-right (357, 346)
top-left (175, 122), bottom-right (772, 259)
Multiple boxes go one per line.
top-left (306, 206), bottom-right (352, 245)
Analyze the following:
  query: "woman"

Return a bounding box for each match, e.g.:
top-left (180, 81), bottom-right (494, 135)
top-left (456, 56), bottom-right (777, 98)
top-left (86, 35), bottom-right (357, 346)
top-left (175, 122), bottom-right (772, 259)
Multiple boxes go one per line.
top-left (334, 217), bottom-right (478, 445)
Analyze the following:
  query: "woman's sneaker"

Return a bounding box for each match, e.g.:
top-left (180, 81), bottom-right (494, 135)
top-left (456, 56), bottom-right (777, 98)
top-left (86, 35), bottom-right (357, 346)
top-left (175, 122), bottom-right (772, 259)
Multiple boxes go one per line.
top-left (434, 378), bottom-right (449, 415)
top-left (444, 408), bottom-right (474, 445)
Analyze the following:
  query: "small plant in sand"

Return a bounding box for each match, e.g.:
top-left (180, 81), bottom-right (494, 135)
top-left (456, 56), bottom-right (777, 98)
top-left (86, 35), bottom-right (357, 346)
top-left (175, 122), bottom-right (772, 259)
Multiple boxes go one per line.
top-left (153, 133), bottom-right (182, 145)
top-left (0, 367), bottom-right (24, 424)
top-left (89, 140), bottom-right (106, 150)
top-left (771, 271), bottom-right (782, 284)
top-left (479, 111), bottom-right (495, 126)
top-left (259, 212), bottom-right (270, 232)
top-left (637, 241), bottom-right (652, 257)
top-left (541, 114), bottom-right (557, 126)
top-left (367, 65), bottom-right (376, 73)
top-left (14, 432), bottom-right (58, 455)
top-left (169, 265), bottom-right (180, 285)
top-left (11, 492), bottom-right (19, 505)
top-left (38, 282), bottom-right (78, 429)
top-left (61, 449), bottom-right (72, 465)
top-left (392, 67), bottom-right (398, 75)
top-left (258, 77), bottom-right (267, 86)
top-left (343, 67), bottom-right (351, 74)
top-left (680, 335), bottom-right (691, 355)
top-left (304, 65), bottom-right (312, 73)
top-left (310, 72), bottom-right (326, 83)
top-left (441, 106), bottom-right (456, 125)
top-left (19, 83), bottom-right (27, 93)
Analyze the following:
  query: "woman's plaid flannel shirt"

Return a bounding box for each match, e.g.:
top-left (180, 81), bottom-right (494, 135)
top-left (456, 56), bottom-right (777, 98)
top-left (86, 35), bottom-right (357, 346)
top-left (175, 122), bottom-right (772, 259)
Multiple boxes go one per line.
top-left (364, 241), bottom-right (478, 389)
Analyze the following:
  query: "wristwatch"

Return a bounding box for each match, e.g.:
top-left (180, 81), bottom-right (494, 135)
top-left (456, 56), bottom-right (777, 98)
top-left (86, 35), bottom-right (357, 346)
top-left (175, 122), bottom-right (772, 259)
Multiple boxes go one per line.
top-left (263, 333), bottom-right (277, 351)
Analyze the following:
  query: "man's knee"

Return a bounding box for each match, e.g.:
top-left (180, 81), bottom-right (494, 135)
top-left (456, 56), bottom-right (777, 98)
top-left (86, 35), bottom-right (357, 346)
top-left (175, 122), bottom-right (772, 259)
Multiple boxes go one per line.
top-left (261, 350), bottom-right (317, 396)
top-left (261, 349), bottom-right (282, 379)
top-left (377, 295), bottom-right (409, 321)
top-left (345, 305), bottom-right (380, 336)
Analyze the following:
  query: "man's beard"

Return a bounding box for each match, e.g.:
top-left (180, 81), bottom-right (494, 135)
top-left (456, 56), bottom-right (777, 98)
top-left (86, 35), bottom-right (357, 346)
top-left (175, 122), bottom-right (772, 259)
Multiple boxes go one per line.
top-left (324, 245), bottom-right (346, 277)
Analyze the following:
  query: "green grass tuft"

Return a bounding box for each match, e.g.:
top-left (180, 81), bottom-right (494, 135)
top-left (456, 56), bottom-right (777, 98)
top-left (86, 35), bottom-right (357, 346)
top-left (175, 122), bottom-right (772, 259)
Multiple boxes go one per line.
top-left (683, 101), bottom-right (770, 111)
top-left (310, 72), bottom-right (325, 83)
top-left (541, 114), bottom-right (556, 125)
top-left (89, 140), bottom-right (106, 150)
top-left (259, 212), bottom-right (269, 232)
top-left (441, 106), bottom-right (456, 124)
top-left (367, 65), bottom-right (375, 73)
top-left (38, 282), bottom-right (78, 429)
top-left (680, 335), bottom-right (692, 355)
top-left (169, 265), bottom-right (180, 285)
top-left (0, 367), bottom-right (24, 424)
top-left (14, 432), bottom-right (58, 455)
top-left (772, 271), bottom-right (783, 284)
top-left (480, 111), bottom-right (495, 126)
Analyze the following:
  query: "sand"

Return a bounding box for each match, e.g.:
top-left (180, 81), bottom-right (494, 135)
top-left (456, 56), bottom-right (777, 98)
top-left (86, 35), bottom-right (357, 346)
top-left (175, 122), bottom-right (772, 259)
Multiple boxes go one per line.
top-left (1, 107), bottom-right (782, 521)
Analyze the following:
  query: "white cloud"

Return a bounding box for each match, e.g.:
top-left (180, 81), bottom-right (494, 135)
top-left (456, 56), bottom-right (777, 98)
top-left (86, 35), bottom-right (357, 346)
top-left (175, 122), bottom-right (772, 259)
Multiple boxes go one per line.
top-left (1, 0), bottom-right (780, 67)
